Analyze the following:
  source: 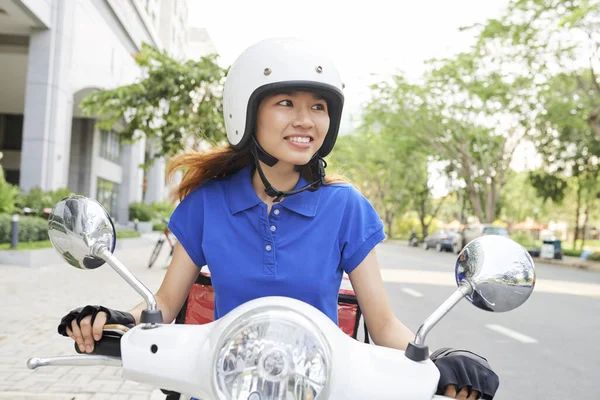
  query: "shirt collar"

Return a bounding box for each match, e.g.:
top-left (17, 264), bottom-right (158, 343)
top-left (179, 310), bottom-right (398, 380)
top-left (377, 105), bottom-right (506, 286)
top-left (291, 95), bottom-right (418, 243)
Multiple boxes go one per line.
top-left (228, 164), bottom-right (321, 217)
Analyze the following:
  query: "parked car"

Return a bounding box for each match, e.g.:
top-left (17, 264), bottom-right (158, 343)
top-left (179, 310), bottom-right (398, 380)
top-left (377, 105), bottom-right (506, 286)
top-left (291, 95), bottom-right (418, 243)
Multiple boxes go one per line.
top-left (422, 229), bottom-right (457, 252)
top-left (452, 224), bottom-right (510, 254)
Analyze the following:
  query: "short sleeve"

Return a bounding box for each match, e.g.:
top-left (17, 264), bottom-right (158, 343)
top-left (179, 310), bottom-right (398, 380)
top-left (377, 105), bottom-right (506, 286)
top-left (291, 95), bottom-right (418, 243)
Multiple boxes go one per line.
top-left (338, 186), bottom-right (386, 274)
top-left (168, 188), bottom-right (207, 267)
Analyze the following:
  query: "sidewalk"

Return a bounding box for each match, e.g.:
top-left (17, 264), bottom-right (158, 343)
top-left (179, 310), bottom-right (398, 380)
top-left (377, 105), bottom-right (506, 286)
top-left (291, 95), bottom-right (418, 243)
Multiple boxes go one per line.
top-left (0, 233), bottom-right (172, 399)
top-left (536, 254), bottom-right (600, 273)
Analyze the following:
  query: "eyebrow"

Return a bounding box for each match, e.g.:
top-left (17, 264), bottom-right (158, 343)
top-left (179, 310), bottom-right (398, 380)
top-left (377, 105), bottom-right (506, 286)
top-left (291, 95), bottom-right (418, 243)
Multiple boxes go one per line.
top-left (272, 91), bottom-right (325, 101)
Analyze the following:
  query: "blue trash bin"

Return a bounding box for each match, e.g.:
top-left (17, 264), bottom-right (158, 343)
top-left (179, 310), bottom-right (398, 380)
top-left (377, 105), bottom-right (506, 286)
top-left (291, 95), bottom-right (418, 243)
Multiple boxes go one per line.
top-left (542, 239), bottom-right (562, 260)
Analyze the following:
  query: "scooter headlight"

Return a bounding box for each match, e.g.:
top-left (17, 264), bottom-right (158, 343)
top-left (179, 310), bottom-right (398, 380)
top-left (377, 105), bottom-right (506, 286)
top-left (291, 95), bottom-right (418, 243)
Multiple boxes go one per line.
top-left (213, 306), bottom-right (331, 400)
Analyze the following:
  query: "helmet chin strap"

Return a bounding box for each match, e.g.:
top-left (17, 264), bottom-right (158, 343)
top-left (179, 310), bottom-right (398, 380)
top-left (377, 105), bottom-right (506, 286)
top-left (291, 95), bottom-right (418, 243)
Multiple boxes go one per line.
top-left (250, 136), bottom-right (327, 203)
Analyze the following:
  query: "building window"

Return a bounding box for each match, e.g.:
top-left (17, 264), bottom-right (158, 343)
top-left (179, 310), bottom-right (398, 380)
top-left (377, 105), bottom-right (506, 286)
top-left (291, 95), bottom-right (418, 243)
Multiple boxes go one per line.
top-left (96, 177), bottom-right (120, 219)
top-left (100, 130), bottom-right (121, 163)
top-left (0, 114), bottom-right (24, 151)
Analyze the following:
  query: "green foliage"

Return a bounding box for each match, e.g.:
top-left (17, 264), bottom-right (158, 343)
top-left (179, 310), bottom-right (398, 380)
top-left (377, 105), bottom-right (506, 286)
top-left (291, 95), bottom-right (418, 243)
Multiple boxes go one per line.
top-left (0, 181), bottom-right (19, 214)
top-left (329, 127), bottom-right (428, 238)
top-left (16, 187), bottom-right (75, 212)
top-left (0, 158), bottom-right (19, 214)
top-left (528, 171), bottom-right (568, 204)
top-left (153, 222), bottom-right (167, 231)
top-left (80, 43), bottom-right (228, 168)
top-left (116, 229), bottom-right (142, 239)
top-left (497, 170), bottom-right (544, 224)
top-left (0, 215), bottom-right (49, 243)
top-left (128, 202), bottom-right (155, 222)
top-left (0, 240), bottom-right (53, 251)
top-left (510, 231), bottom-right (541, 248)
top-left (563, 248), bottom-right (584, 257)
top-left (150, 201), bottom-right (176, 220)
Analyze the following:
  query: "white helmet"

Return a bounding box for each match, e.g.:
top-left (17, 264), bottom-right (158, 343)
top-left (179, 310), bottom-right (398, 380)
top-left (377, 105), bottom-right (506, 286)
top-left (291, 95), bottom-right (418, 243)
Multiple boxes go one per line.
top-left (223, 37), bottom-right (345, 158)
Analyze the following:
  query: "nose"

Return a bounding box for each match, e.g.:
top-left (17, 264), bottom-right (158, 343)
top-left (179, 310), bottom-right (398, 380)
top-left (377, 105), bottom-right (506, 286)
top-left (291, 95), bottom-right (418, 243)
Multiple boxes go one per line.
top-left (291, 106), bottom-right (315, 130)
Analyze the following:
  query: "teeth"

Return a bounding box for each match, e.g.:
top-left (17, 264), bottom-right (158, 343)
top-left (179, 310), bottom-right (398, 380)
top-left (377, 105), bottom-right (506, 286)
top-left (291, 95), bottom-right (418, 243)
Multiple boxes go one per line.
top-left (289, 137), bottom-right (311, 143)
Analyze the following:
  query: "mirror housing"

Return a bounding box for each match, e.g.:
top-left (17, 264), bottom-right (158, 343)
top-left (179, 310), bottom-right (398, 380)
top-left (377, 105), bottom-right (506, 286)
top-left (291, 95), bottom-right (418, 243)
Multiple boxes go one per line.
top-left (48, 195), bottom-right (116, 269)
top-left (456, 235), bottom-right (536, 312)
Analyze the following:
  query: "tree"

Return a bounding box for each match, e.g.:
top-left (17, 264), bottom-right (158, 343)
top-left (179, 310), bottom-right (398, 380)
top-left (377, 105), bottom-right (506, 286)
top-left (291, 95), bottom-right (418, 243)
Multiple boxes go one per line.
top-left (473, 0), bottom-right (600, 136)
top-left (531, 71), bottom-right (600, 248)
top-left (498, 170), bottom-right (544, 226)
top-left (364, 63), bottom-right (527, 224)
top-left (80, 43), bottom-right (228, 168)
top-left (330, 131), bottom-right (426, 238)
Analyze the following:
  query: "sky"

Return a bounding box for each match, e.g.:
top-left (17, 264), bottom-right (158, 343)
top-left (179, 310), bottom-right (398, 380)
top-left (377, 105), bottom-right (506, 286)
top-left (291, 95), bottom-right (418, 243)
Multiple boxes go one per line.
top-left (187, 0), bottom-right (510, 109)
top-left (186, 0), bottom-right (541, 193)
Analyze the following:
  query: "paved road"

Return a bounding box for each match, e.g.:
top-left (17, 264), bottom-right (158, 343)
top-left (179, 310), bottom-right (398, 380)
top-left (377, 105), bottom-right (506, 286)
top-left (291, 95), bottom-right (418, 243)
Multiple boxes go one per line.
top-left (0, 235), bottom-right (168, 399)
top-left (1, 236), bottom-right (598, 399)
top-left (379, 241), bottom-right (600, 400)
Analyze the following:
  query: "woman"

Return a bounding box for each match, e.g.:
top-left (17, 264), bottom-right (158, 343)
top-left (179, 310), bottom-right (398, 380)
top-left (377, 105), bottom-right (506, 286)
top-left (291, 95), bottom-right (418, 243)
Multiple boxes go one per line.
top-left (58, 38), bottom-right (498, 400)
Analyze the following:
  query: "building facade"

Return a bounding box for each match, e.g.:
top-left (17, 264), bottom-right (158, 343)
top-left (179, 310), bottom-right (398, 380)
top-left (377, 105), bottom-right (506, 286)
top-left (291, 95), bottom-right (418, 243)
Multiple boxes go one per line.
top-left (0, 0), bottom-right (193, 224)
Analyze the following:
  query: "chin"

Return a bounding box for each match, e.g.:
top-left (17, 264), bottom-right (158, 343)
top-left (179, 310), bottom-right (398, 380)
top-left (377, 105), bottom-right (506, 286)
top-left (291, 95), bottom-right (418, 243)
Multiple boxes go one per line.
top-left (280, 153), bottom-right (314, 167)
top-left (266, 146), bottom-right (315, 168)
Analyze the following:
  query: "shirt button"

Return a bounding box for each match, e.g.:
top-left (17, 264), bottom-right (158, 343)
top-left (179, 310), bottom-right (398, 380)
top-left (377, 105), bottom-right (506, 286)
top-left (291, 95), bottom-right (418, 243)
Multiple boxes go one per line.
top-left (273, 209), bottom-right (280, 215)
top-left (266, 245), bottom-right (272, 251)
top-left (270, 225), bottom-right (276, 232)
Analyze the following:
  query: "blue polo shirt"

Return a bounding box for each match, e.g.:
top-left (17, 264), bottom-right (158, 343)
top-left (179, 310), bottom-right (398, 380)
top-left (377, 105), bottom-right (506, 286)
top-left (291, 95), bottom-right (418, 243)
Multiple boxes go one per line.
top-left (168, 163), bottom-right (386, 324)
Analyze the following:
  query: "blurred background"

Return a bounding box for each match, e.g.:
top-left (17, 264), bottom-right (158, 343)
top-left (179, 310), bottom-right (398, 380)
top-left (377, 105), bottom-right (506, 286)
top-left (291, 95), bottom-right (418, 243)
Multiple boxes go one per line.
top-left (0, 1), bottom-right (599, 399)
top-left (1, 0), bottom-right (599, 256)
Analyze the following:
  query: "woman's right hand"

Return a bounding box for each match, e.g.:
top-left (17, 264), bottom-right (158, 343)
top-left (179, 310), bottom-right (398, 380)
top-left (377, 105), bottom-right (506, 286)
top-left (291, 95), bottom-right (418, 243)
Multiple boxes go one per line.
top-left (57, 305), bottom-right (136, 354)
top-left (66, 311), bottom-right (108, 353)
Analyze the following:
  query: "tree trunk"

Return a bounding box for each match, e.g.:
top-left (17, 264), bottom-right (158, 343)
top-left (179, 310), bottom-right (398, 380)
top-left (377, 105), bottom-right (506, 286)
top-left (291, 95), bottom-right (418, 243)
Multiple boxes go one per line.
top-left (464, 174), bottom-right (484, 223)
top-left (418, 195), bottom-right (428, 239)
top-left (573, 180), bottom-right (582, 249)
top-left (485, 178), bottom-right (498, 223)
top-left (385, 209), bottom-right (394, 239)
top-left (581, 204), bottom-right (589, 250)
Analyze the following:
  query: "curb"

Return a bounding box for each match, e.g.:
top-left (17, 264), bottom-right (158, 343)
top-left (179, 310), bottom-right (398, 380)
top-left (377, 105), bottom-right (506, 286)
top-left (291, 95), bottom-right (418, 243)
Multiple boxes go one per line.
top-left (0, 235), bottom-right (157, 268)
top-left (534, 257), bottom-right (600, 273)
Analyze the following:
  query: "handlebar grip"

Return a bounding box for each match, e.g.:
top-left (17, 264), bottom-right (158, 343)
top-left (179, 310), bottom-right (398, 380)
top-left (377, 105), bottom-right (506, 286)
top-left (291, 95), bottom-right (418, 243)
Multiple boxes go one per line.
top-left (74, 328), bottom-right (125, 358)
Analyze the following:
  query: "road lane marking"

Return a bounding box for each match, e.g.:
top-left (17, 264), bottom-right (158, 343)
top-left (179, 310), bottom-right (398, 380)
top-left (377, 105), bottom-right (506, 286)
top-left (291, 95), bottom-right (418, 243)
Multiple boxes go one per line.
top-left (401, 288), bottom-right (424, 297)
top-left (379, 269), bottom-right (600, 298)
top-left (485, 324), bottom-right (538, 343)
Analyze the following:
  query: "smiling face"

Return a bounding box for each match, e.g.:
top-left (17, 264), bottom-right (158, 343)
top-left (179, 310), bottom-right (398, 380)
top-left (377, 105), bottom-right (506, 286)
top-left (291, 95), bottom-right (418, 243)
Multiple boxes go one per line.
top-left (255, 90), bottom-right (330, 169)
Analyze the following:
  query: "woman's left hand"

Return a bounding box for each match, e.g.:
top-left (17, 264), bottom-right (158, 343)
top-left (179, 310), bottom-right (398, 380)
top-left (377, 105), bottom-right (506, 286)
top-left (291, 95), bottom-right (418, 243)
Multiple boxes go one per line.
top-left (430, 347), bottom-right (499, 400)
top-left (443, 385), bottom-right (479, 399)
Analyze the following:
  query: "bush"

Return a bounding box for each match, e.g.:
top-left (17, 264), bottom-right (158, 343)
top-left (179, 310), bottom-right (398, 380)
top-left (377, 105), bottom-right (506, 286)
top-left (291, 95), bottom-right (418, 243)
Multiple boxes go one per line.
top-left (150, 201), bottom-right (175, 221)
top-left (15, 187), bottom-right (76, 214)
top-left (128, 202), bottom-right (155, 222)
top-left (0, 181), bottom-right (19, 214)
top-left (0, 214), bottom-right (49, 243)
top-left (153, 222), bottom-right (167, 231)
top-left (511, 231), bottom-right (540, 248)
top-left (116, 229), bottom-right (141, 239)
top-left (563, 248), bottom-right (583, 257)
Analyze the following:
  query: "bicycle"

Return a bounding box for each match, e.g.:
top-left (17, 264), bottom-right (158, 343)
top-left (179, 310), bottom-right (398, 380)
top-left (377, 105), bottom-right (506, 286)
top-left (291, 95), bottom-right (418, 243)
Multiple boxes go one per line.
top-left (148, 219), bottom-right (177, 269)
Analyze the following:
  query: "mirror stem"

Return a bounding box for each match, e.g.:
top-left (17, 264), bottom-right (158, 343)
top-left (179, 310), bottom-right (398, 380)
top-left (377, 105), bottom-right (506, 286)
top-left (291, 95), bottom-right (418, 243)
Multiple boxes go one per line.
top-left (405, 281), bottom-right (474, 362)
top-left (414, 281), bottom-right (473, 346)
top-left (93, 244), bottom-right (163, 324)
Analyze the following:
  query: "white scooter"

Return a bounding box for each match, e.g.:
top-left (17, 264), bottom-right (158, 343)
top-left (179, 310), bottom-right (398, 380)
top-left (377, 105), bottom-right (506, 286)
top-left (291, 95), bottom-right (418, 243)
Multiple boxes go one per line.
top-left (27, 196), bottom-right (536, 400)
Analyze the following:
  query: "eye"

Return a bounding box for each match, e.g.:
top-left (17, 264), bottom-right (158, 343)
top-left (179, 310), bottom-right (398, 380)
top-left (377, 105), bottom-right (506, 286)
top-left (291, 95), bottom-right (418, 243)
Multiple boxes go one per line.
top-left (277, 100), bottom-right (293, 107)
top-left (312, 103), bottom-right (326, 111)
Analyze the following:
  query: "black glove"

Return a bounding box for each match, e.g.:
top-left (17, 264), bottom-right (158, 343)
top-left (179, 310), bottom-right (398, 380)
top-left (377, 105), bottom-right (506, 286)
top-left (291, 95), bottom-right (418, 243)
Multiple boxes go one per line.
top-left (430, 347), bottom-right (499, 400)
top-left (57, 305), bottom-right (136, 336)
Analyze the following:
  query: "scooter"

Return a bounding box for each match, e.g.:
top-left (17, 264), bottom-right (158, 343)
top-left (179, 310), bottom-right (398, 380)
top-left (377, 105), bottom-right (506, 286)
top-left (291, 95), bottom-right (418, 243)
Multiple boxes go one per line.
top-left (27, 195), bottom-right (536, 400)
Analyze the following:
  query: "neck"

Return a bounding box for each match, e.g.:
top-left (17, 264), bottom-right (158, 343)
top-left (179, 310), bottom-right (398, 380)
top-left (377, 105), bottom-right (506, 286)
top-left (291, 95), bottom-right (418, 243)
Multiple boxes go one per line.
top-left (251, 161), bottom-right (299, 203)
